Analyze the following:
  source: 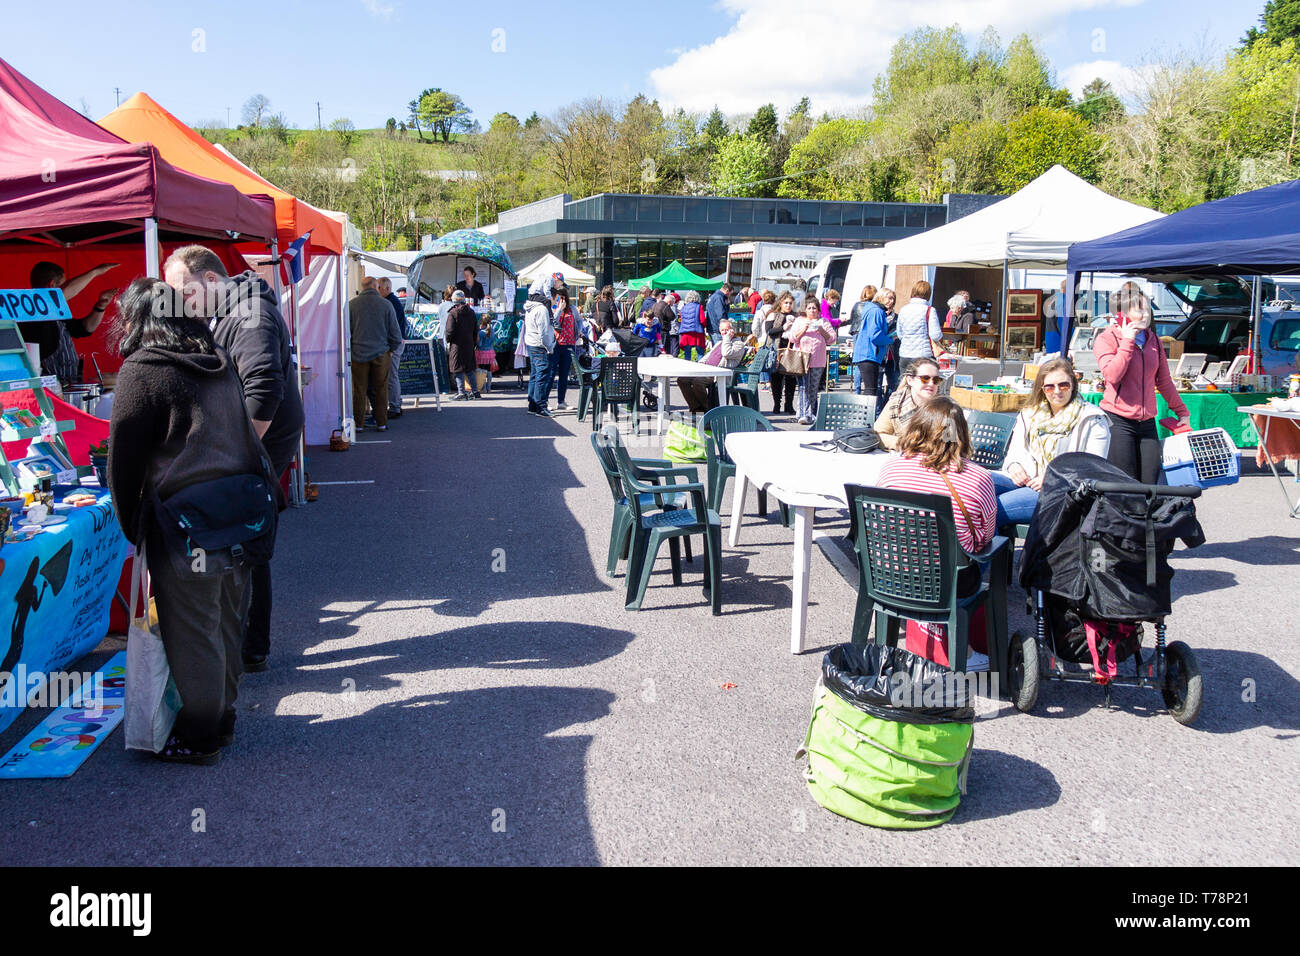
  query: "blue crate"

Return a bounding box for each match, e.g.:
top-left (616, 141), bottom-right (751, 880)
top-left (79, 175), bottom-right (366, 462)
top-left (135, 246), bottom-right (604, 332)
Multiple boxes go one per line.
top-left (1161, 428), bottom-right (1240, 488)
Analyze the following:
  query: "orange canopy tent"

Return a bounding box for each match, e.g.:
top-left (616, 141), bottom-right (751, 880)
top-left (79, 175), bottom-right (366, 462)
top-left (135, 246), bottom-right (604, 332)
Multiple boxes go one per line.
top-left (99, 92), bottom-right (344, 256)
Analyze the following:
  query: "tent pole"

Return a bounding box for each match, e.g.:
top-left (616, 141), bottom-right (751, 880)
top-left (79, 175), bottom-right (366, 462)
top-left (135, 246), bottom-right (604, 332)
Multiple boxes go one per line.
top-left (1251, 275), bottom-right (1262, 373)
top-left (339, 253), bottom-right (354, 443)
top-left (998, 258), bottom-right (1009, 376)
top-left (144, 218), bottom-right (160, 278)
top-left (289, 278), bottom-right (306, 507)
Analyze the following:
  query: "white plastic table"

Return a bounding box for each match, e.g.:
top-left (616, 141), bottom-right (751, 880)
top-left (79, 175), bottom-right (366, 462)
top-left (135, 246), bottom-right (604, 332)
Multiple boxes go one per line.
top-left (725, 430), bottom-right (894, 653)
top-left (636, 355), bottom-right (737, 435)
top-left (1239, 404), bottom-right (1300, 518)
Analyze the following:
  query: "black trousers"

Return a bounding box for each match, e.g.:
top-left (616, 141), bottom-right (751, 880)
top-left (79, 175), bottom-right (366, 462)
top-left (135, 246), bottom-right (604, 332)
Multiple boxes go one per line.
top-left (770, 371), bottom-right (796, 411)
top-left (856, 360), bottom-right (882, 398)
top-left (1105, 411), bottom-right (1161, 484)
top-left (245, 455), bottom-right (291, 660)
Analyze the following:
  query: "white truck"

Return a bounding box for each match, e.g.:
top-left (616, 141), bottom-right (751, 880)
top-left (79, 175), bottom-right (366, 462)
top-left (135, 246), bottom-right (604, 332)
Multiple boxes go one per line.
top-left (726, 242), bottom-right (850, 297)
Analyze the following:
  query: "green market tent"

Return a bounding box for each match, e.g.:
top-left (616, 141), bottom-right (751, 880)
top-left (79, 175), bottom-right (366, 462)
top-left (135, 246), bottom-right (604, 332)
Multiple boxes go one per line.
top-left (627, 260), bottom-right (723, 292)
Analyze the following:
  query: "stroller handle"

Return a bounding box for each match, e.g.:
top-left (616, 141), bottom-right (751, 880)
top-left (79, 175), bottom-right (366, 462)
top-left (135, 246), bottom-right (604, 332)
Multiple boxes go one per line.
top-left (1080, 479), bottom-right (1202, 499)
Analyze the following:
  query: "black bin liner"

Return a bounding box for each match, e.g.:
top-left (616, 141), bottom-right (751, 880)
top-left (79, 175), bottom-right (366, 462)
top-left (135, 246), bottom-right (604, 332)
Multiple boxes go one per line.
top-left (823, 643), bottom-right (975, 726)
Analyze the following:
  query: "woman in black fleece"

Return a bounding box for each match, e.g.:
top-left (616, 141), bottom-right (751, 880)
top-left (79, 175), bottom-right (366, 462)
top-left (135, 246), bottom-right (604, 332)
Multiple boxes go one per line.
top-left (109, 279), bottom-right (269, 765)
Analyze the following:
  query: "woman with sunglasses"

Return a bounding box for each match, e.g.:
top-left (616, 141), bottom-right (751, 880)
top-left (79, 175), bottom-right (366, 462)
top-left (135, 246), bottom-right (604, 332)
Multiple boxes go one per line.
top-left (874, 357), bottom-right (943, 450)
top-left (992, 357), bottom-right (1111, 526)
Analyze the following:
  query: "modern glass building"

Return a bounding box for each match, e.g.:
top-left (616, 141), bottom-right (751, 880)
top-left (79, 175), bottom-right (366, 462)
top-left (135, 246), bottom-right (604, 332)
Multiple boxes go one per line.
top-left (485, 192), bottom-right (956, 288)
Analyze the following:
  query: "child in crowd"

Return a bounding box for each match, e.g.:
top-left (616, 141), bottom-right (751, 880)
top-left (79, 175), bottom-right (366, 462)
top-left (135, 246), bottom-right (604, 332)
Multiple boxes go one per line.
top-left (476, 315), bottom-right (497, 392)
top-left (633, 311), bottom-right (662, 356)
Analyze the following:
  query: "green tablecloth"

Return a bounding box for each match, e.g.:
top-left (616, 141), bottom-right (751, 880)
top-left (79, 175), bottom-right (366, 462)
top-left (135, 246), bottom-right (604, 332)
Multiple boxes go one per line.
top-left (1081, 391), bottom-right (1282, 447)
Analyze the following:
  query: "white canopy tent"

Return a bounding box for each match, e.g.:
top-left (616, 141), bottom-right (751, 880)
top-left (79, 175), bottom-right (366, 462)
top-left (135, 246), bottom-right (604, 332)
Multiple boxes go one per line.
top-left (517, 252), bottom-right (595, 287)
top-left (881, 165), bottom-right (1163, 368)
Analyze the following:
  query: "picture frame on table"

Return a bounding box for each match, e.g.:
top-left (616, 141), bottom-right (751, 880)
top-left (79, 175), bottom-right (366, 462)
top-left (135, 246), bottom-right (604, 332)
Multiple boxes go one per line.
top-left (1006, 325), bottom-right (1040, 354)
top-left (1007, 289), bottom-right (1043, 319)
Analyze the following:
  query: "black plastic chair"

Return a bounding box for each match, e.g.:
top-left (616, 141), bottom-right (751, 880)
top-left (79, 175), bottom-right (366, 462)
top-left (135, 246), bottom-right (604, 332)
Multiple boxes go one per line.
top-left (966, 410), bottom-right (1016, 470)
top-left (845, 484), bottom-right (1010, 674)
top-left (591, 426), bottom-right (695, 575)
top-left (814, 392), bottom-right (877, 430)
top-left (591, 356), bottom-right (640, 433)
top-left (615, 441), bottom-right (721, 614)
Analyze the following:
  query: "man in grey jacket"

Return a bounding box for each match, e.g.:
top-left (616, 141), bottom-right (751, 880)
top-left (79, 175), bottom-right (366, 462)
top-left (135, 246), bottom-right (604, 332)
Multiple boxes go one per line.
top-left (348, 277), bottom-right (403, 431)
top-left (378, 277), bottom-right (408, 418)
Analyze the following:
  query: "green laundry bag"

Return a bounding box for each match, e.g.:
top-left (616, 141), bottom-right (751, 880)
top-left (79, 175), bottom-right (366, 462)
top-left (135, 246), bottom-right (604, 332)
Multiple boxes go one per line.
top-left (798, 643), bottom-right (975, 830)
top-left (664, 420), bottom-right (707, 462)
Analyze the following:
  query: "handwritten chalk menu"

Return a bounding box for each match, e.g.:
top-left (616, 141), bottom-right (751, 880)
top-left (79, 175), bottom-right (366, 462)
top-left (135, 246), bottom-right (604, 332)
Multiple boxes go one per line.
top-left (397, 340), bottom-right (438, 397)
top-left (0, 288), bottom-right (72, 323)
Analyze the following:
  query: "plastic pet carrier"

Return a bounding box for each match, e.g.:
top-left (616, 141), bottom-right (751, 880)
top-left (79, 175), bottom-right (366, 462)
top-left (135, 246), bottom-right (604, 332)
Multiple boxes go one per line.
top-left (1161, 427), bottom-right (1240, 489)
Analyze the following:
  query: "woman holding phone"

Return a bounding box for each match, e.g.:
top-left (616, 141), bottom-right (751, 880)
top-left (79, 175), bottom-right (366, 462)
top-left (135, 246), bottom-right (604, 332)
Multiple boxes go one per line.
top-left (1093, 282), bottom-right (1189, 482)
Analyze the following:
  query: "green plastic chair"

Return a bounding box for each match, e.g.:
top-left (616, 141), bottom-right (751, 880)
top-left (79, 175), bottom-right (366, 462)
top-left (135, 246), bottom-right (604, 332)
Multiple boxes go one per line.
top-left (591, 427), bottom-right (696, 575)
top-left (727, 347), bottom-right (771, 410)
top-left (813, 392), bottom-right (877, 431)
top-left (591, 357), bottom-right (640, 433)
top-left (576, 365), bottom-right (600, 421)
top-left (966, 410), bottom-right (1016, 470)
top-left (698, 406), bottom-right (789, 526)
top-left (614, 440), bottom-right (721, 614)
top-left (846, 483), bottom-right (1010, 674)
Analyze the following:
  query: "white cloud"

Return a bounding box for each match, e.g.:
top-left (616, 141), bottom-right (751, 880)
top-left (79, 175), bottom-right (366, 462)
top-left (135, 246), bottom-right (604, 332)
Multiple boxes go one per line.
top-left (361, 0), bottom-right (395, 20)
top-left (649, 0), bottom-right (1147, 115)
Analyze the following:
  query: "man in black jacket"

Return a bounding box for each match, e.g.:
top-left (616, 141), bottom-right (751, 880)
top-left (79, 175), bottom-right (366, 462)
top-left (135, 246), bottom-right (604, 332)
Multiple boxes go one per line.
top-left (164, 245), bottom-right (304, 674)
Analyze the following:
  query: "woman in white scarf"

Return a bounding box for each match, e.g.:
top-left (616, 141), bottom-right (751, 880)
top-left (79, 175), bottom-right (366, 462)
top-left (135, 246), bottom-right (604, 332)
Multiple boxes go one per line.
top-left (992, 357), bottom-right (1111, 526)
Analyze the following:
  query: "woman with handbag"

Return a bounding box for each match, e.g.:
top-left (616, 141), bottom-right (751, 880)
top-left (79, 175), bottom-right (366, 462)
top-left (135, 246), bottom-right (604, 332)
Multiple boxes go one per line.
top-left (788, 297), bottom-right (837, 425)
top-left (896, 279), bottom-right (944, 370)
top-left (764, 291), bottom-right (799, 416)
top-left (109, 278), bottom-right (279, 765)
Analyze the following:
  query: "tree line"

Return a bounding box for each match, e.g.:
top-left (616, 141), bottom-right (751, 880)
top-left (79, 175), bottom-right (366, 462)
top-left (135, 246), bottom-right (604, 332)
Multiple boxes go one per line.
top-left (201, 2), bottom-right (1300, 250)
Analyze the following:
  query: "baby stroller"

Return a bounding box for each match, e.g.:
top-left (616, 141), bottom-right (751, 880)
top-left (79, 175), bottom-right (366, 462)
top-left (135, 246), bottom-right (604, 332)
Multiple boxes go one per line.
top-left (1009, 452), bottom-right (1206, 725)
top-left (604, 328), bottom-right (659, 411)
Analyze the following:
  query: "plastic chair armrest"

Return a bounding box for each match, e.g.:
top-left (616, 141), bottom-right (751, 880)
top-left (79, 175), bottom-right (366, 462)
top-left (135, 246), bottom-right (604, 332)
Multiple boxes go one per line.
top-left (964, 535), bottom-right (1009, 567)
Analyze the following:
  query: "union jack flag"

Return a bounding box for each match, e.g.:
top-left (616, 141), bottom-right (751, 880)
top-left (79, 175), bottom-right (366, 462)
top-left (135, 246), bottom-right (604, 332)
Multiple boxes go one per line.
top-left (279, 232), bottom-right (312, 286)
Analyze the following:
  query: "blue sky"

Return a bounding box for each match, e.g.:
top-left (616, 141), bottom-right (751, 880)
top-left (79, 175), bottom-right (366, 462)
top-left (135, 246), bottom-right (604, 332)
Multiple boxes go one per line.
top-left (3, 0), bottom-right (1265, 129)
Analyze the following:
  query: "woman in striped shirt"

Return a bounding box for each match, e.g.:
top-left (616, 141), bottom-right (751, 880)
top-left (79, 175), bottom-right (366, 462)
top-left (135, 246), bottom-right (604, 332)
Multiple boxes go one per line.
top-left (876, 397), bottom-right (997, 665)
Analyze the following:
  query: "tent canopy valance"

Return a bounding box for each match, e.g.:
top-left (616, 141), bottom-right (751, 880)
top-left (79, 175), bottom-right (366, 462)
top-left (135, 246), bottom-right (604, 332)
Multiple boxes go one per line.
top-left (882, 165), bottom-right (1164, 269)
top-left (417, 229), bottom-right (514, 275)
top-left (517, 252), bottom-right (594, 287)
top-left (0, 59), bottom-right (277, 246)
top-left (627, 259), bottom-right (723, 292)
top-left (99, 93), bottom-right (344, 255)
top-left (1067, 177), bottom-right (1300, 279)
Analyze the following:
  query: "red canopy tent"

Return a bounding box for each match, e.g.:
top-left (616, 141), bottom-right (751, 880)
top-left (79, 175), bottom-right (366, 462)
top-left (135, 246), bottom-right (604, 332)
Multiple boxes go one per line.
top-left (0, 57), bottom-right (278, 374)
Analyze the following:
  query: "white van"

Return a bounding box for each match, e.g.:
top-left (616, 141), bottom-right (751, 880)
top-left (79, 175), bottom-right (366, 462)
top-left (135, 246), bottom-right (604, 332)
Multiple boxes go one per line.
top-left (807, 248), bottom-right (889, 322)
top-left (727, 242), bottom-right (847, 296)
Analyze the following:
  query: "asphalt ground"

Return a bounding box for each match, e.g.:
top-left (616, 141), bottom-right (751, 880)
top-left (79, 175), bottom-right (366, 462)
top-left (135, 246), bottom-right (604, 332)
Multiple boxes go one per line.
top-left (2, 379), bottom-right (1297, 866)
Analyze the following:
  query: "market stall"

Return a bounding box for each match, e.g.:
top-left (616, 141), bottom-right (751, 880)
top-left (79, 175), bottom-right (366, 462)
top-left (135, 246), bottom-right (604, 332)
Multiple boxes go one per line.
top-left (626, 260), bottom-right (723, 292)
top-left (517, 252), bottom-right (594, 289)
top-left (882, 165), bottom-right (1163, 369)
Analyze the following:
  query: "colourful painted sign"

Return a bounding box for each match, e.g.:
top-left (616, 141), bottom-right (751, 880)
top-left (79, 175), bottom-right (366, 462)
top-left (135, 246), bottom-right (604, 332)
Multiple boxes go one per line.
top-left (0, 288), bottom-right (72, 323)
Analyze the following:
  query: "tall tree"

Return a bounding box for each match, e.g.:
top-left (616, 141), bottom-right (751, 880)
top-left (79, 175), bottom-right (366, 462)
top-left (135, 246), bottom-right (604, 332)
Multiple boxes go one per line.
top-left (417, 89), bottom-right (472, 142)
top-left (711, 135), bottom-right (773, 196)
top-left (747, 104), bottom-right (778, 142)
top-left (702, 106), bottom-right (729, 145)
top-left (996, 106), bottom-right (1102, 190)
top-left (613, 94), bottom-right (669, 193)
top-left (1074, 78), bottom-right (1125, 126)
top-left (241, 94), bottom-right (271, 127)
top-left (1243, 0), bottom-right (1300, 47)
top-left (778, 118), bottom-right (870, 199)
top-left (543, 98), bottom-right (617, 198)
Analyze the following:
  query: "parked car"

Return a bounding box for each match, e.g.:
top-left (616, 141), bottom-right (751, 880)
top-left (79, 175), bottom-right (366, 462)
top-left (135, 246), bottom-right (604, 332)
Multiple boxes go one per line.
top-left (1163, 276), bottom-right (1300, 375)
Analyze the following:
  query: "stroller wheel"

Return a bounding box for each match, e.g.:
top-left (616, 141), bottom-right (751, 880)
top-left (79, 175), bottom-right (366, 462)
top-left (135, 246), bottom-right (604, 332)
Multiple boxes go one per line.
top-left (1006, 630), bottom-right (1040, 713)
top-left (1162, 641), bottom-right (1203, 725)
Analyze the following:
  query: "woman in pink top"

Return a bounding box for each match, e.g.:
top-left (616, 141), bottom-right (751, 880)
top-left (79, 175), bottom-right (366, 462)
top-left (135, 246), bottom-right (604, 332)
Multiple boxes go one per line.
top-left (789, 297), bottom-right (837, 425)
top-left (877, 397), bottom-right (998, 666)
top-left (1093, 283), bottom-right (1190, 482)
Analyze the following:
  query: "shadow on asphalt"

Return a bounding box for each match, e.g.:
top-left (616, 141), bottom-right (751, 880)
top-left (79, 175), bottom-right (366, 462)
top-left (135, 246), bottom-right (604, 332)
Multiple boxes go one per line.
top-left (955, 750), bottom-right (1061, 822)
top-left (1169, 567), bottom-right (1239, 598)
top-left (1172, 536), bottom-right (1300, 566)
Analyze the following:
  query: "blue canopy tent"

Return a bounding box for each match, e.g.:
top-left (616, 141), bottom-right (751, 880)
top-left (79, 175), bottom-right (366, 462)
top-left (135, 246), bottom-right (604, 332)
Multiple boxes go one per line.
top-left (1064, 178), bottom-right (1300, 352)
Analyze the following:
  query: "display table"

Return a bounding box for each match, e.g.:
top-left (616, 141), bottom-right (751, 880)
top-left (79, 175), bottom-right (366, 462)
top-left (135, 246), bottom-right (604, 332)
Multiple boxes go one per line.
top-left (1081, 391), bottom-right (1282, 447)
top-left (636, 355), bottom-right (737, 435)
top-left (1240, 405), bottom-right (1300, 518)
top-left (725, 430), bottom-right (893, 653)
top-left (0, 492), bottom-right (128, 734)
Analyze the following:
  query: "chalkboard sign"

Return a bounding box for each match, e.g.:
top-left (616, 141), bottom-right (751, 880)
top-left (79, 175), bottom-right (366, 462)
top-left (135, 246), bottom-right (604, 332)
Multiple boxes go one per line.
top-left (397, 340), bottom-right (439, 398)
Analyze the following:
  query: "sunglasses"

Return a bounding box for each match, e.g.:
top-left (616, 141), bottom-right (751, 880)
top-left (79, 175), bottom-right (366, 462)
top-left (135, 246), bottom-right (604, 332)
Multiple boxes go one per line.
top-left (1043, 382), bottom-right (1073, 391)
top-left (913, 374), bottom-right (942, 385)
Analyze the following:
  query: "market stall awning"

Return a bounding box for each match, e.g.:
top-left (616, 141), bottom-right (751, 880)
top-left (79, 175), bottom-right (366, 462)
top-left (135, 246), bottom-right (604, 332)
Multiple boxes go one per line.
top-left (1067, 177), bottom-right (1300, 279)
top-left (517, 252), bottom-right (594, 287)
top-left (628, 260), bottom-right (723, 292)
top-left (0, 58), bottom-right (277, 246)
top-left (882, 165), bottom-right (1164, 269)
top-left (99, 93), bottom-right (344, 254)
top-left (416, 229), bottom-right (515, 275)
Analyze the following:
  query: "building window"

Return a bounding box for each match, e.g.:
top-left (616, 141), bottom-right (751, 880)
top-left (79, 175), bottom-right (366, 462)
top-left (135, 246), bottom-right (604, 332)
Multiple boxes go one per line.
top-left (841, 203), bottom-right (862, 227)
top-left (639, 196), bottom-right (661, 221)
top-left (927, 206), bottom-right (948, 228)
top-left (884, 204), bottom-right (905, 228)
top-left (864, 203), bottom-right (884, 227)
top-left (614, 237), bottom-right (637, 283)
top-left (708, 199), bottom-right (730, 223)
top-left (755, 200), bottom-right (776, 224)
top-left (905, 205), bottom-right (926, 227)
top-left (661, 238), bottom-right (684, 264)
top-left (685, 238), bottom-right (708, 276)
top-left (776, 202), bottom-right (796, 225)
top-left (798, 202), bottom-right (819, 225)
top-left (731, 200), bottom-right (753, 224)
top-left (611, 196), bottom-right (636, 220)
top-left (661, 197), bottom-right (683, 222)
top-left (638, 239), bottom-right (661, 276)
top-left (820, 203), bottom-right (842, 227)
top-left (707, 240), bottom-right (728, 278)
top-left (684, 198), bottom-right (707, 223)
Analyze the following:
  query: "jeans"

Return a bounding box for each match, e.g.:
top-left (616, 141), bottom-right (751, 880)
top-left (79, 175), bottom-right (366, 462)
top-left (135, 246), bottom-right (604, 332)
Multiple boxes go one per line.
top-left (527, 346), bottom-right (554, 407)
top-left (798, 366), bottom-right (825, 422)
top-left (1105, 411), bottom-right (1161, 483)
top-left (553, 345), bottom-right (574, 403)
top-left (991, 471), bottom-right (1039, 527)
top-left (879, 352), bottom-right (900, 415)
top-left (454, 371), bottom-right (480, 396)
